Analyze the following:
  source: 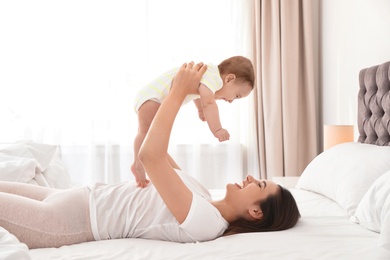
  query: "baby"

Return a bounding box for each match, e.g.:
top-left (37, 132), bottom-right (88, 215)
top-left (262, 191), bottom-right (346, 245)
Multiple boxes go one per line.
top-left (132, 56), bottom-right (255, 187)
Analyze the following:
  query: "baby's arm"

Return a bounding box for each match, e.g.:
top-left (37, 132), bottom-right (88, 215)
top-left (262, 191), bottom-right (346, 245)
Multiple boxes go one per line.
top-left (198, 84), bottom-right (230, 142)
top-left (193, 98), bottom-right (206, 121)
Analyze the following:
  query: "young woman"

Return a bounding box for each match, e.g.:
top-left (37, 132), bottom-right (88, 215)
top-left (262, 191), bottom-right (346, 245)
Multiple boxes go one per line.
top-left (0, 62), bottom-right (300, 249)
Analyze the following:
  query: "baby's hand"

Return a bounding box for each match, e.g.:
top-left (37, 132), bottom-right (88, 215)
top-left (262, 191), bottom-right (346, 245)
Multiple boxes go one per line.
top-left (198, 110), bottom-right (206, 121)
top-left (214, 128), bottom-right (230, 142)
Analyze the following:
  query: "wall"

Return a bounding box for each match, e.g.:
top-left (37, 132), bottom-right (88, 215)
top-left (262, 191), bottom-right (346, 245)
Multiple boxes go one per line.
top-left (319, 0), bottom-right (390, 143)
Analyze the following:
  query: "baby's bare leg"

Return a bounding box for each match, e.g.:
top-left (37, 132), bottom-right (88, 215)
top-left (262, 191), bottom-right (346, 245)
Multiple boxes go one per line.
top-left (132, 100), bottom-right (160, 187)
top-left (0, 186), bottom-right (93, 249)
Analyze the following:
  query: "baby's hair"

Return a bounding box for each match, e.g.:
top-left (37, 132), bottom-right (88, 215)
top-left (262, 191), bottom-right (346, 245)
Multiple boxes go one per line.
top-left (218, 56), bottom-right (255, 88)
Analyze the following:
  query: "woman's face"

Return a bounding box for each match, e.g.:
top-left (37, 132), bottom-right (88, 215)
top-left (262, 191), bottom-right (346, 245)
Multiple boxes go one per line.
top-left (225, 175), bottom-right (279, 208)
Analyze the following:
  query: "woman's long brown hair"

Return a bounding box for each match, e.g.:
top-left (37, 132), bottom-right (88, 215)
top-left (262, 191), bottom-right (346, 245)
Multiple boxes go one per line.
top-left (223, 185), bottom-right (300, 236)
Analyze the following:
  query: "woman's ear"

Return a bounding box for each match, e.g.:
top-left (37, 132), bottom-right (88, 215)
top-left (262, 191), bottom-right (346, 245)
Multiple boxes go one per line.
top-left (248, 205), bottom-right (263, 220)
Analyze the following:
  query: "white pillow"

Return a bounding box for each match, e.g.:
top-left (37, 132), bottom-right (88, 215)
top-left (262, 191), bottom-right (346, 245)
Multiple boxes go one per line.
top-left (351, 171), bottom-right (390, 249)
top-left (0, 155), bottom-right (37, 183)
top-left (0, 142), bottom-right (73, 188)
top-left (0, 142), bottom-right (57, 171)
top-left (0, 142), bottom-right (57, 183)
top-left (296, 142), bottom-right (390, 216)
top-left (43, 153), bottom-right (73, 189)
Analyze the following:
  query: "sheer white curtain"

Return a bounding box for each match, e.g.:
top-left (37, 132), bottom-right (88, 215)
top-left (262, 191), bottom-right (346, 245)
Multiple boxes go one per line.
top-left (0, 0), bottom-right (257, 188)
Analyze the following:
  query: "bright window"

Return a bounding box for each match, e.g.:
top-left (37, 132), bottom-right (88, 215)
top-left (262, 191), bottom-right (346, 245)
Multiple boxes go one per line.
top-left (0, 0), bottom-right (253, 146)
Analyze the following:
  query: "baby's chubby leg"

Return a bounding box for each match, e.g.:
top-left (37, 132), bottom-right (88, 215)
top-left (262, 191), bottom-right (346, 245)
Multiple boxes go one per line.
top-left (132, 100), bottom-right (160, 188)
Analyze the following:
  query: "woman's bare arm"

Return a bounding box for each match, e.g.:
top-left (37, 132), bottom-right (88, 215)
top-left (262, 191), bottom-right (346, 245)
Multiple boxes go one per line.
top-left (139, 62), bottom-right (207, 224)
top-left (167, 154), bottom-right (181, 170)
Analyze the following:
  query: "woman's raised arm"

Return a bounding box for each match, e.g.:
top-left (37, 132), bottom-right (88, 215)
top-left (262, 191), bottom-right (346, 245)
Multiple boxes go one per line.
top-left (138, 62), bottom-right (207, 224)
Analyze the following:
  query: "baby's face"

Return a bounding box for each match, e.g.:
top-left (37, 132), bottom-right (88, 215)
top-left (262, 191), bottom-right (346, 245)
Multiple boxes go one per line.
top-left (215, 82), bottom-right (252, 103)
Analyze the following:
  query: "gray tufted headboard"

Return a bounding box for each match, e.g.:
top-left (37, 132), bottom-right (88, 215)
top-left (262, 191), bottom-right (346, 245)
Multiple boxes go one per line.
top-left (358, 61), bottom-right (390, 145)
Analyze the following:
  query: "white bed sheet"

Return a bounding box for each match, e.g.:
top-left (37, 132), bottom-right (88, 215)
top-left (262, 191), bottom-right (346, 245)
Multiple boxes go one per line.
top-left (0, 227), bottom-right (31, 260)
top-left (28, 188), bottom-right (390, 260)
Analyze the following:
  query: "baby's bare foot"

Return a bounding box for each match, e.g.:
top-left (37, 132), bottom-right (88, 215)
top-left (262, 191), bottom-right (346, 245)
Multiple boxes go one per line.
top-left (131, 163), bottom-right (149, 188)
top-left (137, 179), bottom-right (150, 188)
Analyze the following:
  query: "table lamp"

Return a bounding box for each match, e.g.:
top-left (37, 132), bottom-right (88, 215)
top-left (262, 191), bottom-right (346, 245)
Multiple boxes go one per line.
top-left (323, 125), bottom-right (354, 150)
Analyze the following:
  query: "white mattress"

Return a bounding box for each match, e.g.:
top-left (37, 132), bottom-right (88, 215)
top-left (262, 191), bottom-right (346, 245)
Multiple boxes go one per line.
top-left (28, 188), bottom-right (389, 260)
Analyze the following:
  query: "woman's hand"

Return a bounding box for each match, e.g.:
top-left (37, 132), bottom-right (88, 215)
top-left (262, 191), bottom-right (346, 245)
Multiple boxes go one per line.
top-left (170, 62), bottom-right (207, 97)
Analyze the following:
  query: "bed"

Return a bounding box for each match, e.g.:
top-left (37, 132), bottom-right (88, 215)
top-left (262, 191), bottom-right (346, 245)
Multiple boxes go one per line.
top-left (1, 61), bottom-right (390, 259)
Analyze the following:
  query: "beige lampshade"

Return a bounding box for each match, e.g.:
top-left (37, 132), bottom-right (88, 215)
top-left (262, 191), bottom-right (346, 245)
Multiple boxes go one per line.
top-left (323, 125), bottom-right (354, 150)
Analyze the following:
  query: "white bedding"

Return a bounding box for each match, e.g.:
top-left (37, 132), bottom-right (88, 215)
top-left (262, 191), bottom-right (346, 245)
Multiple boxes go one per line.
top-left (27, 188), bottom-right (388, 260)
top-left (1, 142), bottom-right (390, 259)
top-left (0, 142), bottom-right (73, 188)
top-left (0, 227), bottom-right (30, 260)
